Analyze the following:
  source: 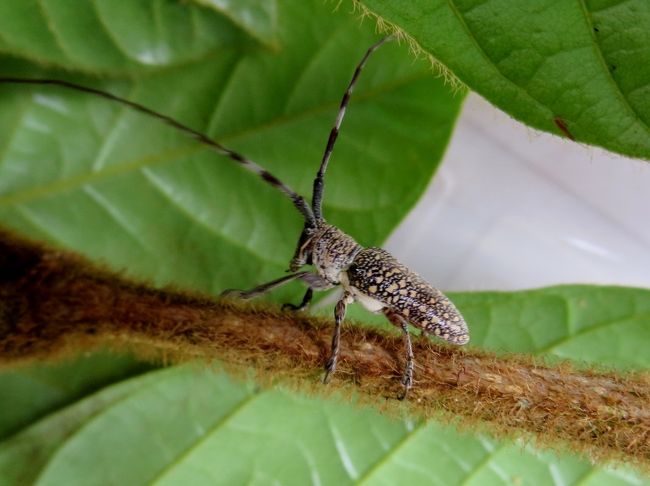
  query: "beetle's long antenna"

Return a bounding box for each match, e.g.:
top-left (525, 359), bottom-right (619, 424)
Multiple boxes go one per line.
top-left (0, 77), bottom-right (316, 226)
top-left (311, 35), bottom-right (393, 221)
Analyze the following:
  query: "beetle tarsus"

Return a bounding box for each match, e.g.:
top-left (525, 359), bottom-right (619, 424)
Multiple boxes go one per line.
top-left (281, 288), bottom-right (313, 312)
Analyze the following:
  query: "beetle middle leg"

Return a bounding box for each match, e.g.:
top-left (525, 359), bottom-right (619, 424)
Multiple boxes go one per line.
top-left (383, 309), bottom-right (415, 400)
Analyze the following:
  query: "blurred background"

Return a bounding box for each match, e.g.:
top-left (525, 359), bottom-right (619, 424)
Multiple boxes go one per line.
top-left (387, 93), bottom-right (650, 291)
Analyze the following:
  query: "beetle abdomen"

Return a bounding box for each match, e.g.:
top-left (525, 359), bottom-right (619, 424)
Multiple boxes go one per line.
top-left (346, 247), bottom-right (469, 345)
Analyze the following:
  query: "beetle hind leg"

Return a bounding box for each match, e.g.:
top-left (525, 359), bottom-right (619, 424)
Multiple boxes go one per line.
top-left (383, 309), bottom-right (415, 400)
top-left (399, 321), bottom-right (415, 400)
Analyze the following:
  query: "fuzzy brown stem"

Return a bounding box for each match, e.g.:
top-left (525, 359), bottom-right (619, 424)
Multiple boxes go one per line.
top-left (0, 229), bottom-right (648, 471)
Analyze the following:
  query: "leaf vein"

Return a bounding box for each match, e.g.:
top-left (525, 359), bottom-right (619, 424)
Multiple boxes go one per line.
top-left (149, 391), bottom-right (260, 484)
top-left (34, 0), bottom-right (75, 64)
top-left (141, 166), bottom-right (286, 267)
top-left (577, 0), bottom-right (650, 136)
top-left (444, 0), bottom-right (554, 119)
top-left (535, 312), bottom-right (650, 355)
top-left (88, 0), bottom-right (137, 63)
top-left (355, 420), bottom-right (427, 484)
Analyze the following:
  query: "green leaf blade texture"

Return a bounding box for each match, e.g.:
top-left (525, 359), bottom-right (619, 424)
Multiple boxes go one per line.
top-left (453, 285), bottom-right (650, 370)
top-left (346, 284), bottom-right (650, 370)
top-left (1, 364), bottom-right (645, 485)
top-left (359, 0), bottom-right (650, 161)
top-left (190, 0), bottom-right (278, 47)
top-left (0, 0), bottom-right (259, 74)
top-left (357, 421), bottom-right (646, 486)
top-left (0, 368), bottom-right (170, 485)
top-left (0, 352), bottom-right (149, 440)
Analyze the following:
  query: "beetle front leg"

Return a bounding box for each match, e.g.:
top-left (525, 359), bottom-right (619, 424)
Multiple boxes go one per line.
top-left (323, 292), bottom-right (351, 384)
top-left (220, 271), bottom-right (310, 299)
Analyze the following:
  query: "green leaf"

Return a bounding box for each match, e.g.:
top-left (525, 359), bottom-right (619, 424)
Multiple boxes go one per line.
top-left (0, 0), bottom-right (463, 300)
top-left (0, 0), bottom-right (257, 75)
top-left (190, 0), bottom-right (278, 47)
top-left (0, 351), bottom-right (152, 441)
top-left (358, 0), bottom-right (650, 161)
top-left (1, 366), bottom-right (645, 485)
top-left (0, 367), bottom-right (171, 485)
top-left (347, 284), bottom-right (650, 369)
top-left (453, 285), bottom-right (650, 370)
top-left (357, 420), bottom-right (646, 486)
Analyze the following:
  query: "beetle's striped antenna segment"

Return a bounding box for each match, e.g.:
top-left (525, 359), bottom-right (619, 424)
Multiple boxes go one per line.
top-left (0, 77), bottom-right (316, 227)
top-left (311, 35), bottom-right (394, 221)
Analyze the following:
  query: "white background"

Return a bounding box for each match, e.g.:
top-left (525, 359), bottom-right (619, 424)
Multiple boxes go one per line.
top-left (385, 93), bottom-right (650, 292)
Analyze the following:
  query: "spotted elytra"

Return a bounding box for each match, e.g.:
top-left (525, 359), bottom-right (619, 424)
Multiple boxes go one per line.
top-left (0, 36), bottom-right (469, 399)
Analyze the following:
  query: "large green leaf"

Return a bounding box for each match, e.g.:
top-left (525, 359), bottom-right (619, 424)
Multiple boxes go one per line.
top-left (0, 351), bottom-right (152, 441)
top-left (0, 365), bottom-right (645, 485)
top-left (358, 0), bottom-right (650, 161)
top-left (453, 285), bottom-right (650, 370)
top-left (0, 0), bottom-right (463, 300)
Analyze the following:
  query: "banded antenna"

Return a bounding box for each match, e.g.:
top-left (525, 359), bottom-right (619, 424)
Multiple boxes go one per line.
top-left (0, 77), bottom-right (315, 226)
top-left (0, 36), bottom-right (394, 227)
top-left (311, 35), bottom-right (394, 221)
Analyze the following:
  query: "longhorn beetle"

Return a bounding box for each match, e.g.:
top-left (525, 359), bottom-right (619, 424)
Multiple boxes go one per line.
top-left (0, 36), bottom-right (469, 399)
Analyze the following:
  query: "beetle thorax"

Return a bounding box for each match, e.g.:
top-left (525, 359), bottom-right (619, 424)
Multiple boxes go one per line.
top-left (311, 224), bottom-right (362, 284)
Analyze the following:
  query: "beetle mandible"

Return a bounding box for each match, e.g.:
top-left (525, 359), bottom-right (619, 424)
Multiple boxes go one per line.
top-left (0, 36), bottom-right (469, 399)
